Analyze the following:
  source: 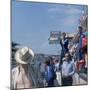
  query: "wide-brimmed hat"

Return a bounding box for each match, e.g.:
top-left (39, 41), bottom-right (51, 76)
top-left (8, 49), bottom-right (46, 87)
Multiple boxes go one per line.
top-left (15, 47), bottom-right (34, 64)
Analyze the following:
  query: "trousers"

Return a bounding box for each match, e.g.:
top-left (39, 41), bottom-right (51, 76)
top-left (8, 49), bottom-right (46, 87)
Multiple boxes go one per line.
top-left (62, 76), bottom-right (73, 86)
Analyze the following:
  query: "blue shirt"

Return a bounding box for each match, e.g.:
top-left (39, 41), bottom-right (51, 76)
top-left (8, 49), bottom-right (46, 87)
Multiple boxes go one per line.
top-left (60, 39), bottom-right (69, 54)
top-left (44, 65), bottom-right (55, 81)
top-left (62, 61), bottom-right (75, 77)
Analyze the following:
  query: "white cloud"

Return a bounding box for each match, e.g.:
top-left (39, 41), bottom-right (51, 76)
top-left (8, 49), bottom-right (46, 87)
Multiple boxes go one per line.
top-left (47, 5), bottom-right (83, 15)
top-left (48, 7), bottom-right (61, 12)
top-left (55, 16), bottom-right (79, 33)
top-left (65, 8), bottom-right (83, 15)
top-left (47, 5), bottom-right (83, 32)
top-left (59, 15), bottom-right (79, 26)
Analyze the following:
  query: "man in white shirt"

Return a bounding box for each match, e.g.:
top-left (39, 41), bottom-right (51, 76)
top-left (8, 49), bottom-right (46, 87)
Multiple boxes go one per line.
top-left (61, 53), bottom-right (75, 86)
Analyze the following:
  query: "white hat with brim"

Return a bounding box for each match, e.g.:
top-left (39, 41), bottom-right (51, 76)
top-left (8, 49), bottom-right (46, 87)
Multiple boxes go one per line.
top-left (15, 47), bottom-right (34, 64)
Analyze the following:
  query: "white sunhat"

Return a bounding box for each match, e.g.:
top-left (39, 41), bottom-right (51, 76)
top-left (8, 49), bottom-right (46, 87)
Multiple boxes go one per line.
top-left (15, 47), bottom-right (34, 64)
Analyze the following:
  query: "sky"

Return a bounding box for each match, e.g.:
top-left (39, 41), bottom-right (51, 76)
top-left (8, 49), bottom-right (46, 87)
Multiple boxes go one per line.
top-left (12, 0), bottom-right (87, 55)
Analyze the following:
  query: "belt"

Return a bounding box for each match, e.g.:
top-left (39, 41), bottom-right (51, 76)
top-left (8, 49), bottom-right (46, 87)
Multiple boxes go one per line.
top-left (62, 76), bottom-right (72, 79)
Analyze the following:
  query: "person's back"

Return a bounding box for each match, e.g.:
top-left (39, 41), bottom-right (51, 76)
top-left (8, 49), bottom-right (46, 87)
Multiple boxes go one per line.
top-left (45, 65), bottom-right (55, 81)
top-left (11, 47), bottom-right (36, 89)
top-left (12, 65), bottom-right (34, 89)
top-left (44, 58), bottom-right (56, 87)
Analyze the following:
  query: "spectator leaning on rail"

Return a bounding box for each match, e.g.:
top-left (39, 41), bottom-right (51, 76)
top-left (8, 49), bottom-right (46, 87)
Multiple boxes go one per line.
top-left (61, 53), bottom-right (75, 86)
top-left (11, 47), bottom-right (36, 89)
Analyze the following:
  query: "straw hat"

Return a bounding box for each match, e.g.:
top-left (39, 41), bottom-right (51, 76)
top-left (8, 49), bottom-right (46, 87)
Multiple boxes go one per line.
top-left (15, 47), bottom-right (34, 64)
